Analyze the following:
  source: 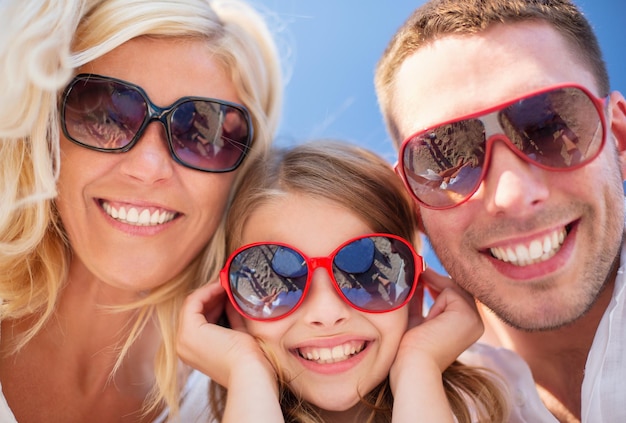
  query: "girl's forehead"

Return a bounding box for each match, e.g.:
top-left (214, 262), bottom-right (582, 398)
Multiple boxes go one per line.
top-left (240, 194), bottom-right (374, 257)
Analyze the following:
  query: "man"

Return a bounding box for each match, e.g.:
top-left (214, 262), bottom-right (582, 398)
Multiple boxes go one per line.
top-left (375, 0), bottom-right (626, 422)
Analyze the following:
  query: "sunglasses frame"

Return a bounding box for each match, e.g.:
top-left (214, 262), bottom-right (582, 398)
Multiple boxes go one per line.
top-left (220, 233), bottom-right (424, 321)
top-left (60, 73), bottom-right (254, 173)
top-left (396, 83), bottom-right (608, 210)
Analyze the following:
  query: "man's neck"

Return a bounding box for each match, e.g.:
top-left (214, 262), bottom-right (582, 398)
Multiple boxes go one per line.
top-left (479, 279), bottom-right (615, 422)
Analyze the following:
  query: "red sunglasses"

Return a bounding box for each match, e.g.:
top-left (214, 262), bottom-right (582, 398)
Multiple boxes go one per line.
top-left (396, 84), bottom-right (608, 209)
top-left (220, 234), bottom-right (423, 321)
top-left (60, 74), bottom-right (253, 173)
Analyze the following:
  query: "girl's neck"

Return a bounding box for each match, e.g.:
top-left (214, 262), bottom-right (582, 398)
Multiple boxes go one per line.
top-left (317, 403), bottom-right (370, 423)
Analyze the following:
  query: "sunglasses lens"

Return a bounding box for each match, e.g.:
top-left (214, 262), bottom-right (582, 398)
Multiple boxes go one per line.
top-left (334, 237), bottom-right (375, 273)
top-left (402, 86), bottom-right (604, 209)
top-left (228, 245), bottom-right (306, 319)
top-left (169, 100), bottom-right (251, 172)
top-left (271, 246), bottom-right (308, 278)
top-left (62, 75), bottom-right (252, 172)
top-left (62, 78), bottom-right (147, 150)
top-left (333, 236), bottom-right (416, 312)
top-left (402, 120), bottom-right (486, 208)
top-left (499, 87), bottom-right (604, 169)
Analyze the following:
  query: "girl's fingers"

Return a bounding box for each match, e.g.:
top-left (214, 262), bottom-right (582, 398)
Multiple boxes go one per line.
top-left (407, 283), bottom-right (425, 328)
top-left (420, 268), bottom-right (475, 305)
top-left (225, 301), bottom-right (248, 332)
top-left (419, 268), bottom-right (456, 299)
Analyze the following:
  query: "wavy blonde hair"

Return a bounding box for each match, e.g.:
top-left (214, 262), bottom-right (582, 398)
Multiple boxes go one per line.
top-left (0, 0), bottom-right (283, 417)
top-left (209, 140), bottom-right (508, 422)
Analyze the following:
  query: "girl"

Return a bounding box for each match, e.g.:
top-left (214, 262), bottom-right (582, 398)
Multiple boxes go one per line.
top-left (0, 0), bottom-right (282, 421)
top-left (178, 140), bottom-right (508, 422)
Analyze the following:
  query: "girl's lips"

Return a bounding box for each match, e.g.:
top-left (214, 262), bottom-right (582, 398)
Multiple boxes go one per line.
top-left (296, 340), bottom-right (368, 364)
top-left (289, 338), bottom-right (373, 375)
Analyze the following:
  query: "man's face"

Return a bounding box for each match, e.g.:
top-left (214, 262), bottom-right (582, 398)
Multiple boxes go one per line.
top-left (391, 21), bottom-right (625, 330)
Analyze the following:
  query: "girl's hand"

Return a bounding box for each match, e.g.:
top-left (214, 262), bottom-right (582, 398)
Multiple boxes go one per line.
top-left (390, 269), bottom-right (480, 423)
top-left (177, 282), bottom-right (284, 422)
top-left (176, 282), bottom-right (275, 388)
top-left (391, 268), bottom-right (483, 383)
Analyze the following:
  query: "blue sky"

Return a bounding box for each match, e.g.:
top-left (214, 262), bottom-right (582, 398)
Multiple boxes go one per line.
top-left (255, 1), bottom-right (625, 160)
top-left (252, 1), bottom-right (626, 270)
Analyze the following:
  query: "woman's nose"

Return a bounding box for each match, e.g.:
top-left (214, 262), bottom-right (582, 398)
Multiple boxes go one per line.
top-left (118, 122), bottom-right (175, 183)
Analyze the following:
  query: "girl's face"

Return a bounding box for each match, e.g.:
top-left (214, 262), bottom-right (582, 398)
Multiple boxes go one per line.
top-left (56, 37), bottom-right (240, 295)
top-left (241, 193), bottom-right (408, 419)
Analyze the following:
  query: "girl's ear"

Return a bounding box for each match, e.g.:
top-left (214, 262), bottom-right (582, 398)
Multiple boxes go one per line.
top-left (608, 91), bottom-right (626, 180)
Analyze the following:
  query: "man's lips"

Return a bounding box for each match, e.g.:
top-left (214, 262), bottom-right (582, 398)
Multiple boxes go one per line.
top-left (489, 226), bottom-right (569, 266)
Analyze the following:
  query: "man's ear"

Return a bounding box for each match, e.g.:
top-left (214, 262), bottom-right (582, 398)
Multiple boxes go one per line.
top-left (608, 91), bottom-right (626, 180)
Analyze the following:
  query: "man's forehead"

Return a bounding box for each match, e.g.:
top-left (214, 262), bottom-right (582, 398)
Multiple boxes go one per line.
top-left (390, 21), bottom-right (597, 141)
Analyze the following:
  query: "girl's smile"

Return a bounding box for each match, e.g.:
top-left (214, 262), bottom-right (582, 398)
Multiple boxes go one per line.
top-left (240, 193), bottom-right (407, 413)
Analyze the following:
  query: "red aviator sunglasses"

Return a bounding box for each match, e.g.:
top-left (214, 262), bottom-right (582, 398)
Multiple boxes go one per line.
top-left (396, 84), bottom-right (608, 210)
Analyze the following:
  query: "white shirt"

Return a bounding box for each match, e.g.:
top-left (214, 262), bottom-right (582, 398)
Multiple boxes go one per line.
top-left (460, 343), bottom-right (558, 422)
top-left (581, 232), bottom-right (626, 422)
top-left (460, 225), bottom-right (626, 422)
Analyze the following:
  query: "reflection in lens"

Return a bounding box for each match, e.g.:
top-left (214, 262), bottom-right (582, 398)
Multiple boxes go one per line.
top-left (499, 87), bottom-right (603, 169)
top-left (336, 236), bottom-right (415, 311)
top-left (63, 79), bottom-right (145, 149)
top-left (170, 101), bottom-right (250, 171)
top-left (272, 247), bottom-right (307, 277)
top-left (229, 245), bottom-right (305, 319)
top-left (170, 101), bottom-right (197, 134)
top-left (335, 237), bottom-right (375, 273)
top-left (403, 120), bottom-right (485, 207)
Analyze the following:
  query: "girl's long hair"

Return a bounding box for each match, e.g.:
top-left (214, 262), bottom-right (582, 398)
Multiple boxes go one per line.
top-left (209, 140), bottom-right (508, 422)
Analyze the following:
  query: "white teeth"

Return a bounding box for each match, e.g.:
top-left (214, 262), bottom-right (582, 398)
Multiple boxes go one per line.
top-left (101, 201), bottom-right (176, 226)
top-left (127, 208), bottom-right (139, 223)
top-left (490, 227), bottom-right (567, 266)
top-left (151, 210), bottom-right (161, 224)
top-left (298, 341), bottom-right (366, 364)
top-left (514, 244), bottom-right (529, 263)
top-left (331, 345), bottom-right (344, 360)
top-left (343, 343), bottom-right (352, 356)
top-left (319, 349), bottom-right (332, 361)
top-left (528, 239), bottom-right (543, 260)
top-left (138, 209), bottom-right (150, 225)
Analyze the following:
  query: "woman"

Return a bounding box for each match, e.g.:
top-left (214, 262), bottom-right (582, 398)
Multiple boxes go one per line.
top-left (0, 0), bottom-right (282, 421)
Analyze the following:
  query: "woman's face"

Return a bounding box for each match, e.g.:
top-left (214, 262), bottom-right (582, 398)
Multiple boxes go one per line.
top-left (56, 37), bottom-right (241, 293)
top-left (240, 193), bottom-right (408, 419)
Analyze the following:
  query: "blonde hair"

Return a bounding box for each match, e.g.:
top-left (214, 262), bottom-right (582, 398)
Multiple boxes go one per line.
top-left (0, 0), bottom-right (283, 416)
top-left (209, 140), bottom-right (508, 422)
top-left (374, 0), bottom-right (610, 144)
